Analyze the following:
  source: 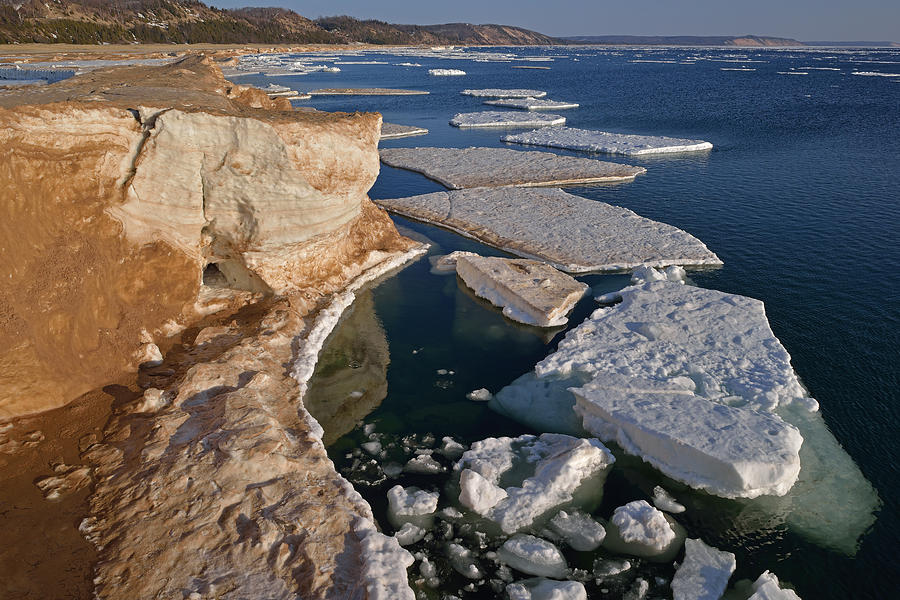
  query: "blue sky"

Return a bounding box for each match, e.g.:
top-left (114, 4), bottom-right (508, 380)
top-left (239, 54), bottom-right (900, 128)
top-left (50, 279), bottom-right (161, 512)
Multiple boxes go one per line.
top-left (209, 0), bottom-right (899, 41)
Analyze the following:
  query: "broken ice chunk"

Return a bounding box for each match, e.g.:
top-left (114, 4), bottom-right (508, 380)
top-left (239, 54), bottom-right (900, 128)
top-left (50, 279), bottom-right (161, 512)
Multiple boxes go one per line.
top-left (450, 110), bottom-right (565, 128)
top-left (394, 522), bottom-right (426, 546)
top-left (506, 578), bottom-right (587, 600)
top-left (466, 388), bottom-right (494, 402)
top-left (548, 509), bottom-right (606, 551)
top-left (603, 500), bottom-right (684, 560)
top-left (671, 538), bottom-right (736, 600)
top-left (652, 486), bottom-right (686, 514)
top-left (404, 454), bottom-right (444, 474)
top-left (746, 571), bottom-right (802, 600)
top-left (498, 534), bottom-right (568, 578)
top-left (447, 543), bottom-right (484, 579)
top-left (387, 485), bottom-right (439, 529)
top-left (459, 469), bottom-right (509, 514)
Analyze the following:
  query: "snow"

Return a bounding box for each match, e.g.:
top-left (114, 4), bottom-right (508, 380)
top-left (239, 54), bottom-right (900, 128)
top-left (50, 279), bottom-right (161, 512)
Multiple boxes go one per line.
top-left (485, 98), bottom-right (580, 110)
top-left (651, 486), bottom-right (685, 514)
top-left (379, 147), bottom-right (645, 190)
top-left (747, 571), bottom-right (802, 600)
top-left (498, 535), bottom-right (568, 578)
top-left (429, 68), bottom-right (467, 76)
top-left (603, 500), bottom-right (682, 559)
top-left (455, 255), bottom-right (588, 327)
top-left (455, 433), bottom-right (615, 534)
top-left (461, 88), bottom-right (547, 98)
top-left (376, 187), bottom-right (720, 274)
top-left (450, 110), bottom-right (566, 128)
top-left (548, 510), bottom-right (607, 551)
top-left (380, 123), bottom-right (429, 140)
top-left (387, 485), bottom-right (439, 529)
top-left (507, 578), bottom-right (587, 600)
top-left (528, 280), bottom-right (808, 498)
top-left (671, 538), bottom-right (736, 600)
top-left (501, 127), bottom-right (713, 156)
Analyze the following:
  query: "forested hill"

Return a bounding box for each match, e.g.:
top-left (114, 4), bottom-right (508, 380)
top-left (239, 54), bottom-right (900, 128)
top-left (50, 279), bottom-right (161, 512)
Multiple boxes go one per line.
top-left (0, 0), bottom-right (559, 45)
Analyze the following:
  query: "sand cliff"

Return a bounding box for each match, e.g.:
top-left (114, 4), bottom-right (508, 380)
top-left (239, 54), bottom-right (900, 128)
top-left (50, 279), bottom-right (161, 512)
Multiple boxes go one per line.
top-left (0, 55), bottom-right (421, 598)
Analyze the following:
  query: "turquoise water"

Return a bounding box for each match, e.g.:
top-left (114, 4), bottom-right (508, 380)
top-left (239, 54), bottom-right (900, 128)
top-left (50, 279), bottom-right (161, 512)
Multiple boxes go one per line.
top-left (237, 47), bottom-right (899, 598)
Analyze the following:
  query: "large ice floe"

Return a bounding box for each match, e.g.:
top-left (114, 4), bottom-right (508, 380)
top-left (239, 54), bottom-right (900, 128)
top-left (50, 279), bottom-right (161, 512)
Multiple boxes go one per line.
top-left (461, 88), bottom-right (547, 98)
top-left (380, 123), bottom-right (429, 140)
top-left (502, 127), bottom-right (713, 156)
top-left (497, 276), bottom-right (879, 552)
top-left (379, 147), bottom-right (645, 189)
top-left (450, 110), bottom-right (566, 128)
top-left (671, 538), bottom-right (736, 600)
top-left (455, 255), bottom-right (588, 327)
top-left (485, 98), bottom-right (581, 110)
top-left (376, 187), bottom-right (720, 273)
top-left (454, 433), bottom-right (615, 534)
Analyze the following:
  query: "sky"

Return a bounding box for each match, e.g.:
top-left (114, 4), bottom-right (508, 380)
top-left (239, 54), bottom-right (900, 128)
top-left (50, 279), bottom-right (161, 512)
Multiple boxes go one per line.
top-left (209, 0), bottom-right (899, 41)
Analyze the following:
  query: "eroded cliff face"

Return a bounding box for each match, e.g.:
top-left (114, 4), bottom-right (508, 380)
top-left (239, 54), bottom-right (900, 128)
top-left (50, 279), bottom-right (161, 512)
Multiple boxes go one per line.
top-left (0, 55), bottom-right (421, 598)
top-left (0, 55), bottom-right (410, 419)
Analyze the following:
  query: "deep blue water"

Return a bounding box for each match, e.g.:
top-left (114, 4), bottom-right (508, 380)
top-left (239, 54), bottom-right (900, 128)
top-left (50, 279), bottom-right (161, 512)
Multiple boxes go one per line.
top-left (237, 47), bottom-right (899, 598)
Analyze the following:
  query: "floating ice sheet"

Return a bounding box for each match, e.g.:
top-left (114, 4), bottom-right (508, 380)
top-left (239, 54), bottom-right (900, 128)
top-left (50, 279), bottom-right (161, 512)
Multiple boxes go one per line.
top-left (380, 123), bottom-right (429, 140)
top-left (379, 147), bottom-right (645, 190)
top-left (429, 68), bottom-right (466, 76)
top-left (307, 88), bottom-right (429, 95)
top-left (461, 88), bottom-right (548, 98)
top-left (502, 127), bottom-right (713, 156)
top-left (376, 187), bottom-right (720, 273)
top-left (450, 110), bottom-right (566, 128)
top-left (485, 98), bottom-right (580, 110)
top-left (455, 255), bottom-right (588, 327)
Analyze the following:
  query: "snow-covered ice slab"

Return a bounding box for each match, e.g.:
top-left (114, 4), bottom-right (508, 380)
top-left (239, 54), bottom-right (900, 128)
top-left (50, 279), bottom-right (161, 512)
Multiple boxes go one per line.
top-left (376, 187), bottom-right (720, 273)
top-left (603, 500), bottom-right (685, 560)
top-left (671, 538), bottom-right (736, 600)
top-left (746, 571), bottom-right (802, 600)
top-left (507, 578), bottom-right (586, 600)
top-left (451, 110), bottom-right (566, 128)
top-left (380, 123), bottom-right (429, 140)
top-left (455, 255), bottom-right (588, 327)
top-left (379, 147), bottom-right (645, 189)
top-left (485, 98), bottom-right (580, 110)
top-left (307, 87), bottom-right (429, 95)
top-left (462, 88), bottom-right (547, 98)
top-left (429, 68), bottom-right (466, 76)
top-left (502, 127), bottom-right (713, 156)
top-left (455, 433), bottom-right (615, 534)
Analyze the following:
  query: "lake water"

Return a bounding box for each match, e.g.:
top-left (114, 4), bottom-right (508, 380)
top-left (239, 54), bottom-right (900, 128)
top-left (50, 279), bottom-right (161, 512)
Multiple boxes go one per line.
top-left (235, 46), bottom-right (899, 599)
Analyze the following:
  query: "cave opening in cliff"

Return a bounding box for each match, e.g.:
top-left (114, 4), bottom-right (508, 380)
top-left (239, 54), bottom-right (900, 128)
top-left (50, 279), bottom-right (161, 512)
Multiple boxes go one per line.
top-left (202, 262), bottom-right (229, 288)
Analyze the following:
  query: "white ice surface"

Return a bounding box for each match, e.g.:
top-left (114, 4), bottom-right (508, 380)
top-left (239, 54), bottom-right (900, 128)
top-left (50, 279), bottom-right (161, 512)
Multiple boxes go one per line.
top-left (671, 538), bottom-right (736, 600)
top-left (485, 98), bottom-right (580, 110)
top-left (747, 571), bottom-right (802, 600)
top-left (607, 501), bottom-right (677, 555)
top-left (501, 127), bottom-right (713, 156)
top-left (652, 486), bottom-right (685, 514)
top-left (354, 518), bottom-right (415, 600)
top-left (429, 68), bottom-right (466, 75)
top-left (380, 123), bottom-right (429, 140)
top-left (458, 468), bottom-right (509, 514)
top-left (451, 111), bottom-right (566, 128)
top-left (455, 433), bottom-right (615, 534)
top-left (548, 509), bottom-right (607, 551)
top-left (387, 485), bottom-right (439, 529)
top-left (455, 255), bottom-right (588, 327)
top-left (447, 543), bottom-right (484, 579)
top-left (498, 535), bottom-right (569, 578)
top-left (507, 578), bottom-right (587, 600)
top-left (394, 522), bottom-right (426, 546)
top-left (461, 88), bottom-right (547, 98)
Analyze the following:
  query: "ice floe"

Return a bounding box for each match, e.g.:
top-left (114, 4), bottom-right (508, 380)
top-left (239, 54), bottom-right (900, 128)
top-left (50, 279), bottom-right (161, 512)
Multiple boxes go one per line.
top-left (455, 433), bottom-right (615, 534)
top-left (307, 88), bottom-right (429, 95)
top-left (485, 98), bottom-right (580, 110)
top-left (450, 111), bottom-right (566, 128)
top-left (671, 538), bottom-right (736, 600)
top-left (387, 484), bottom-right (440, 529)
top-left (745, 571), bottom-right (802, 600)
top-left (501, 127), bottom-right (713, 156)
top-left (547, 509), bottom-right (607, 551)
top-left (380, 123), bottom-right (429, 140)
top-left (603, 500), bottom-right (684, 560)
top-left (651, 486), bottom-right (685, 514)
top-left (429, 68), bottom-right (467, 76)
top-left (379, 147), bottom-right (645, 189)
top-left (498, 535), bottom-right (568, 578)
top-left (455, 255), bottom-right (588, 327)
top-left (461, 88), bottom-right (548, 98)
top-left (851, 71), bottom-right (900, 77)
top-left (507, 578), bottom-right (587, 600)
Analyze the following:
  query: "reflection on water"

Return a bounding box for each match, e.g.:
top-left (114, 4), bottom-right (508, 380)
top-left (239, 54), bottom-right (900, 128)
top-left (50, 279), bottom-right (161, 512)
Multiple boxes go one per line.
top-left (304, 290), bottom-right (390, 445)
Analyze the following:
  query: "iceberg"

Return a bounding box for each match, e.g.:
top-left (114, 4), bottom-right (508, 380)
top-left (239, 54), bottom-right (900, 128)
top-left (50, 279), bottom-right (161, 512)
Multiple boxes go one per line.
top-left (455, 255), bottom-right (588, 327)
top-left (379, 147), bottom-right (645, 189)
top-left (485, 98), bottom-right (580, 110)
top-left (501, 127), bottom-right (713, 156)
top-left (671, 538), bottom-right (736, 600)
top-left (455, 433), bottom-right (615, 534)
top-left (376, 187), bottom-right (720, 273)
top-left (450, 110), bottom-right (566, 128)
top-left (462, 88), bottom-right (547, 98)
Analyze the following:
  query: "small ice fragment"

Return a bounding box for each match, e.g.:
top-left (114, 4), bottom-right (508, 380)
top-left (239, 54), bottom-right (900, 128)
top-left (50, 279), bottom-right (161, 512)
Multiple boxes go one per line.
top-left (361, 441), bottom-right (382, 455)
top-left (593, 558), bottom-right (631, 579)
top-left (395, 522), bottom-right (426, 546)
top-left (429, 250), bottom-right (478, 274)
top-left (497, 534), bottom-right (568, 578)
top-left (603, 500), bottom-right (684, 560)
top-left (548, 510), bottom-right (606, 551)
top-left (652, 486), bottom-right (686, 513)
top-left (404, 455), bottom-right (444, 474)
top-left (363, 423), bottom-right (376, 436)
top-left (440, 436), bottom-right (466, 459)
top-left (624, 577), bottom-right (650, 600)
top-left (671, 538), bottom-right (736, 600)
top-left (747, 571), bottom-right (802, 600)
top-left (386, 485), bottom-right (439, 529)
top-left (429, 68), bottom-right (466, 76)
top-left (437, 369), bottom-right (449, 375)
top-left (467, 388), bottom-right (493, 402)
top-left (383, 462), bottom-right (403, 477)
top-left (506, 578), bottom-right (587, 600)
top-left (447, 543), bottom-right (483, 579)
